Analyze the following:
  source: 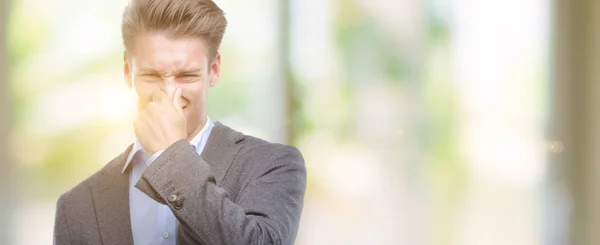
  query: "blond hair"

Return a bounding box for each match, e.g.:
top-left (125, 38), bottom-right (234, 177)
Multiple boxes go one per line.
top-left (121, 0), bottom-right (227, 60)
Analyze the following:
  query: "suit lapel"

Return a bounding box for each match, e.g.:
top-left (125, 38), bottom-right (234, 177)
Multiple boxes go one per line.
top-left (201, 121), bottom-right (245, 185)
top-left (90, 144), bottom-right (134, 245)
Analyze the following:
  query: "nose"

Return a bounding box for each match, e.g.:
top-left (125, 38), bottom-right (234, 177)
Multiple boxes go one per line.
top-left (160, 77), bottom-right (178, 98)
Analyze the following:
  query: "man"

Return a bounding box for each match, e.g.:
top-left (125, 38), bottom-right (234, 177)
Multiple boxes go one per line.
top-left (53, 0), bottom-right (307, 244)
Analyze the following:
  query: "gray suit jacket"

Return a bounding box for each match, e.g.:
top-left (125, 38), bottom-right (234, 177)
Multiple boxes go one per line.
top-left (53, 122), bottom-right (306, 245)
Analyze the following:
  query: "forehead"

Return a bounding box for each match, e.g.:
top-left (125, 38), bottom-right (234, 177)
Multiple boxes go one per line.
top-left (129, 32), bottom-right (209, 71)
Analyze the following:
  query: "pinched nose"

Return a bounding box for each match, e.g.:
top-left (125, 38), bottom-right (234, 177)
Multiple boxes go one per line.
top-left (160, 80), bottom-right (178, 99)
top-left (160, 85), bottom-right (188, 110)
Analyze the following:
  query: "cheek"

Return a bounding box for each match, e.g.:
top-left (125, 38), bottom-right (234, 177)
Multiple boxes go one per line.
top-left (182, 81), bottom-right (207, 106)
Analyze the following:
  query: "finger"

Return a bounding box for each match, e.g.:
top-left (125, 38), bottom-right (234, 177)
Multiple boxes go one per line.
top-left (144, 112), bottom-right (165, 143)
top-left (146, 101), bottom-right (164, 115)
top-left (134, 112), bottom-right (161, 153)
top-left (172, 87), bottom-right (183, 112)
top-left (166, 86), bottom-right (176, 100)
top-left (152, 89), bottom-right (168, 102)
top-left (141, 110), bottom-right (165, 141)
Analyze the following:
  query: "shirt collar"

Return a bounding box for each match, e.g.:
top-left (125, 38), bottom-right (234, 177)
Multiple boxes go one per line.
top-left (122, 117), bottom-right (213, 174)
top-left (189, 117), bottom-right (213, 151)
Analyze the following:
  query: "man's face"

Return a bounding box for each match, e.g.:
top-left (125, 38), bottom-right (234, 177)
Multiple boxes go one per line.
top-left (124, 32), bottom-right (220, 135)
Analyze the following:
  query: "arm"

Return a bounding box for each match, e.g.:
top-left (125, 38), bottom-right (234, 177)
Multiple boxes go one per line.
top-left (53, 196), bottom-right (72, 245)
top-left (135, 139), bottom-right (307, 245)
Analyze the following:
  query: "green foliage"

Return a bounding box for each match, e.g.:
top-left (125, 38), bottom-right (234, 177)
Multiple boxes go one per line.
top-left (6, 1), bottom-right (51, 65)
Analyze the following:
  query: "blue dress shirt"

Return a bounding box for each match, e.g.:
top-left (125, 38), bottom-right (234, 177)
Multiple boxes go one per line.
top-left (122, 117), bottom-right (214, 245)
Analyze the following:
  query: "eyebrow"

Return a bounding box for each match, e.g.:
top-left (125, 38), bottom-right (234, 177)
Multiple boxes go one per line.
top-left (136, 68), bottom-right (203, 75)
top-left (176, 69), bottom-right (203, 74)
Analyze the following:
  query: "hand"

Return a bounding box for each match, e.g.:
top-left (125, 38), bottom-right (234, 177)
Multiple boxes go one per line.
top-left (134, 88), bottom-right (187, 155)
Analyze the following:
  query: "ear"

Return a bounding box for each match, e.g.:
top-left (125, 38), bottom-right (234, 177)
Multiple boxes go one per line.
top-left (209, 53), bottom-right (221, 87)
top-left (124, 51), bottom-right (133, 88)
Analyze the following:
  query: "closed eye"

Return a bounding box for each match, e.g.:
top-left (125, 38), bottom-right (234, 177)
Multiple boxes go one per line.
top-left (180, 74), bottom-right (199, 78)
top-left (177, 74), bottom-right (201, 83)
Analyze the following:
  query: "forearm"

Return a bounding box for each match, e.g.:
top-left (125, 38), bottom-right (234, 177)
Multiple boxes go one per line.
top-left (135, 139), bottom-right (306, 244)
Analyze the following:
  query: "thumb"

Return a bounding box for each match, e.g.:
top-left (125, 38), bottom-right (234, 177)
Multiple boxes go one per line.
top-left (173, 87), bottom-right (183, 112)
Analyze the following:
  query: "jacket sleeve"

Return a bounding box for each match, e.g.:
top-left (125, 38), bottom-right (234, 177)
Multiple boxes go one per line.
top-left (53, 196), bottom-right (72, 245)
top-left (134, 139), bottom-right (307, 245)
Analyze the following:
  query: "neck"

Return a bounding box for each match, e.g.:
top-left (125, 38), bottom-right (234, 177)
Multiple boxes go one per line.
top-left (187, 116), bottom-right (207, 142)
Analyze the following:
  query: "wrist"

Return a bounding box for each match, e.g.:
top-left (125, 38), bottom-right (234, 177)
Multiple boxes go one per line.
top-left (146, 149), bottom-right (165, 165)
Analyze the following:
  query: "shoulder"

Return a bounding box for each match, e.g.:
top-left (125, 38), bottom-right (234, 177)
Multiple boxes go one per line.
top-left (56, 148), bottom-right (129, 207)
top-left (239, 135), bottom-right (303, 162)
top-left (234, 134), bottom-right (306, 181)
top-left (214, 122), bottom-right (304, 165)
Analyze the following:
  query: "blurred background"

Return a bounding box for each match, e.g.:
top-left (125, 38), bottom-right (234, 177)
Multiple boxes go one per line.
top-left (0, 0), bottom-right (599, 244)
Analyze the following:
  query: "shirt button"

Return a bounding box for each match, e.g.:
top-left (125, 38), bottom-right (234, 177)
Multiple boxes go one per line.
top-left (168, 194), bottom-right (178, 202)
top-left (163, 231), bottom-right (170, 239)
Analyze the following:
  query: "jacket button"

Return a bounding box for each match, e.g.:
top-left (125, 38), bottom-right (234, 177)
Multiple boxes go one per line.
top-left (174, 200), bottom-right (183, 210)
top-left (168, 194), bottom-right (178, 202)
